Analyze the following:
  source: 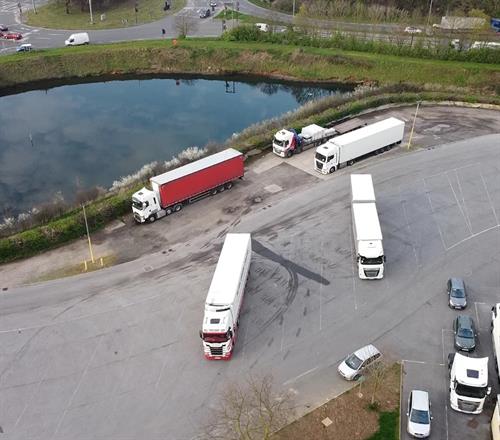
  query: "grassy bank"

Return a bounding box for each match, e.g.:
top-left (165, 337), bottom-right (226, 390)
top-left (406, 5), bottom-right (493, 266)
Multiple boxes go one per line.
top-left (26, 0), bottom-right (185, 29)
top-left (0, 39), bottom-right (498, 93)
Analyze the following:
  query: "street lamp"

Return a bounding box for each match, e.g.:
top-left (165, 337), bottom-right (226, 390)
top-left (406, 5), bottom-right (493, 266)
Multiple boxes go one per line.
top-left (426, 0), bottom-right (434, 29)
top-left (89, 0), bottom-right (94, 24)
top-left (292, 0), bottom-right (295, 16)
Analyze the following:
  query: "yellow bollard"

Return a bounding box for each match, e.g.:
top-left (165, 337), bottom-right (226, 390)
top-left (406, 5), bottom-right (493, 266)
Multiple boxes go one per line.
top-left (84, 260), bottom-right (88, 271)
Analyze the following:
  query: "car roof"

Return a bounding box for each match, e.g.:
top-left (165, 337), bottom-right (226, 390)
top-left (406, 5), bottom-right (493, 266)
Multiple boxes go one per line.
top-left (411, 390), bottom-right (430, 410)
top-left (456, 315), bottom-right (473, 326)
top-left (353, 344), bottom-right (380, 361)
top-left (450, 277), bottom-right (465, 288)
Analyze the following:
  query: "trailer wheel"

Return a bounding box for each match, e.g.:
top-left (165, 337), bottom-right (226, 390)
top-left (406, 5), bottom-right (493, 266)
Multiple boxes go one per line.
top-left (174, 204), bottom-right (182, 212)
top-left (286, 150), bottom-right (293, 158)
top-left (148, 215), bottom-right (156, 223)
top-left (166, 208), bottom-right (173, 216)
top-left (218, 185), bottom-right (225, 192)
top-left (348, 160), bottom-right (355, 166)
top-left (225, 182), bottom-right (233, 190)
top-left (211, 188), bottom-right (218, 196)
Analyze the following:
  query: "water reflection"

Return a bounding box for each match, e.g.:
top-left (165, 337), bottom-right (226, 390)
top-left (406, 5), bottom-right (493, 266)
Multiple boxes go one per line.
top-left (0, 77), bottom-right (350, 216)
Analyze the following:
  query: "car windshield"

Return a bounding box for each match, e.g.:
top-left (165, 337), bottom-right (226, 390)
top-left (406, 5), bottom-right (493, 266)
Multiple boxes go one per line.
top-left (345, 353), bottom-right (363, 370)
top-left (410, 409), bottom-right (430, 424)
top-left (457, 327), bottom-right (473, 338)
top-left (451, 288), bottom-right (465, 298)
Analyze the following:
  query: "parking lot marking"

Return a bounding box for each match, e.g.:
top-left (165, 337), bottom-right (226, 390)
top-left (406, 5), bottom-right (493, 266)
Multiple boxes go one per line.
top-left (399, 186), bottom-right (419, 267)
top-left (479, 167), bottom-right (500, 226)
top-left (475, 302), bottom-right (482, 331)
top-left (447, 170), bottom-right (472, 235)
top-left (283, 366), bottom-right (319, 386)
top-left (446, 224), bottom-right (500, 251)
top-left (423, 178), bottom-right (447, 251)
top-left (319, 241), bottom-right (323, 331)
top-left (402, 359), bottom-right (426, 364)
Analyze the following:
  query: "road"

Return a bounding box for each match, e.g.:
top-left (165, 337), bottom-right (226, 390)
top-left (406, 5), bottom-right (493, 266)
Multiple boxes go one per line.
top-left (1, 105), bottom-right (500, 439)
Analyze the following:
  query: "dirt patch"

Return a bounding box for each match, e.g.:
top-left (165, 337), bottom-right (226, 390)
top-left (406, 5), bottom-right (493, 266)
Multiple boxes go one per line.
top-left (274, 363), bottom-right (401, 440)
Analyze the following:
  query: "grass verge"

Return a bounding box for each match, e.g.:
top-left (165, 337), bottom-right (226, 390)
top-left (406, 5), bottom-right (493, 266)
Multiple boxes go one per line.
top-left (273, 363), bottom-right (401, 439)
top-left (26, 0), bottom-right (185, 29)
top-left (214, 10), bottom-right (256, 23)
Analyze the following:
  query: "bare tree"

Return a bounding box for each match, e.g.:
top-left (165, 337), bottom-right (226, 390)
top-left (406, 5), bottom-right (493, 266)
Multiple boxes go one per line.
top-left (364, 360), bottom-right (388, 407)
top-left (175, 14), bottom-right (198, 38)
top-left (200, 375), bottom-right (295, 440)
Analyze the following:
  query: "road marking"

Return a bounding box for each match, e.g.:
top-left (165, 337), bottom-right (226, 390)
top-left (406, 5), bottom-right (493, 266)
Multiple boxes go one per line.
top-left (479, 167), bottom-right (500, 226)
top-left (283, 366), bottom-right (319, 385)
top-left (399, 185), bottom-right (419, 267)
top-left (475, 302), bottom-right (482, 331)
top-left (402, 359), bottom-right (426, 364)
top-left (446, 224), bottom-right (500, 251)
top-left (447, 170), bottom-right (472, 235)
top-left (423, 178), bottom-right (447, 251)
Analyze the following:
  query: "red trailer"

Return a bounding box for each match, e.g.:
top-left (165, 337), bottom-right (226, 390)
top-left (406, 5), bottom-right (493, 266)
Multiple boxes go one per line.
top-left (132, 149), bottom-right (244, 223)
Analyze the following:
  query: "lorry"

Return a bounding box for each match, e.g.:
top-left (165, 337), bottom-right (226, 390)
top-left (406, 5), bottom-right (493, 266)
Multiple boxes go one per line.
top-left (200, 233), bottom-right (252, 360)
top-left (448, 352), bottom-right (491, 414)
top-left (491, 303), bottom-right (500, 381)
top-left (132, 148), bottom-right (244, 223)
top-left (272, 118), bottom-right (365, 158)
top-left (492, 395), bottom-right (500, 440)
top-left (314, 117), bottom-right (405, 174)
top-left (351, 174), bottom-right (384, 280)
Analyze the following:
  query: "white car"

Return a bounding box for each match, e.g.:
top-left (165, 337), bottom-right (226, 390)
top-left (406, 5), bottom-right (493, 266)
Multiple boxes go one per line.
top-left (407, 390), bottom-right (432, 438)
top-left (404, 26), bottom-right (422, 34)
top-left (337, 344), bottom-right (381, 380)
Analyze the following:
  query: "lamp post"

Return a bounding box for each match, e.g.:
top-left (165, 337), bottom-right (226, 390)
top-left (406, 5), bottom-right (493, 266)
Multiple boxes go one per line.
top-left (89, 0), bottom-right (94, 24)
top-left (32, 0), bottom-right (37, 14)
top-left (426, 0), bottom-right (434, 29)
top-left (292, 0), bottom-right (295, 16)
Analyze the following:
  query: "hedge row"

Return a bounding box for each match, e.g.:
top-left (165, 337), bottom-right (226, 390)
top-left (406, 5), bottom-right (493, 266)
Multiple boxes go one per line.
top-left (223, 26), bottom-right (500, 65)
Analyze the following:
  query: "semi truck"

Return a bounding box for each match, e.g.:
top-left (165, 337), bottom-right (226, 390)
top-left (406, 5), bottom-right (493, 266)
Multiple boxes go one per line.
top-left (272, 118), bottom-right (365, 158)
top-left (131, 148), bottom-right (244, 223)
top-left (351, 174), bottom-right (384, 279)
top-left (314, 117), bottom-right (405, 174)
top-left (448, 352), bottom-right (491, 414)
top-left (200, 233), bottom-right (252, 360)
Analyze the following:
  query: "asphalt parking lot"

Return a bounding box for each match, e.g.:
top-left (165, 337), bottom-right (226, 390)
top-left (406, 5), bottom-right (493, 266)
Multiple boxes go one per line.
top-left (1, 106), bottom-right (500, 439)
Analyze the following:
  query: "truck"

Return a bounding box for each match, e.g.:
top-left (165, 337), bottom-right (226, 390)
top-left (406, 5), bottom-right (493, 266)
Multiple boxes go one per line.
top-left (131, 148), bottom-right (244, 223)
top-left (272, 118), bottom-right (365, 158)
top-left (448, 352), bottom-right (491, 414)
top-left (351, 174), bottom-right (384, 280)
top-left (491, 303), bottom-right (500, 381)
top-left (314, 117), bottom-right (405, 174)
top-left (492, 394), bottom-right (500, 440)
top-left (200, 233), bottom-right (252, 360)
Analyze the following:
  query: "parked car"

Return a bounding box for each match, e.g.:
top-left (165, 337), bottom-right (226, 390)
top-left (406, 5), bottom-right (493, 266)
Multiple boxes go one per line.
top-left (407, 390), bottom-right (432, 438)
top-left (0, 24), bottom-right (8, 31)
top-left (209, 0), bottom-right (216, 6)
top-left (3, 32), bottom-right (22, 40)
top-left (404, 26), bottom-right (422, 34)
top-left (64, 32), bottom-right (89, 46)
top-left (199, 8), bottom-right (210, 18)
top-left (453, 315), bottom-right (477, 352)
top-left (16, 43), bottom-right (32, 52)
top-left (337, 344), bottom-right (381, 380)
top-left (447, 277), bottom-right (467, 309)
top-left (255, 22), bottom-right (269, 32)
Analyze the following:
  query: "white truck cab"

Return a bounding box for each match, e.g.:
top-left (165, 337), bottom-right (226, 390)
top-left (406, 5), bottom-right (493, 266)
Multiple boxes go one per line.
top-left (448, 352), bottom-right (490, 414)
top-left (132, 187), bottom-right (163, 223)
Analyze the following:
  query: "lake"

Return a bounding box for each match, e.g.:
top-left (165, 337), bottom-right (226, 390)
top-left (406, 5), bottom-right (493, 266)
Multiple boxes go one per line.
top-left (0, 76), bottom-right (351, 217)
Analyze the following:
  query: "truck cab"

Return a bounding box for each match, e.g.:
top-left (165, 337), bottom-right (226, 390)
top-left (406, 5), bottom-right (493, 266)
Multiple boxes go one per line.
top-left (448, 352), bottom-right (490, 414)
top-left (132, 187), bottom-right (161, 223)
top-left (357, 239), bottom-right (385, 279)
top-left (314, 142), bottom-right (338, 174)
top-left (201, 305), bottom-right (236, 360)
top-left (273, 128), bottom-right (300, 157)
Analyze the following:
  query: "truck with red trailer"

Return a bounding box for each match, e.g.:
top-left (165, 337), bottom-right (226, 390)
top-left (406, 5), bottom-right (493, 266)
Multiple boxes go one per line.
top-left (132, 148), bottom-right (244, 223)
top-left (200, 233), bottom-right (252, 360)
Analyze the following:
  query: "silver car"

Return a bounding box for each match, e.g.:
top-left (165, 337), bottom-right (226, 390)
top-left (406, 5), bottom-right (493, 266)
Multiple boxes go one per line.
top-left (407, 389), bottom-right (432, 438)
top-left (337, 344), bottom-right (381, 380)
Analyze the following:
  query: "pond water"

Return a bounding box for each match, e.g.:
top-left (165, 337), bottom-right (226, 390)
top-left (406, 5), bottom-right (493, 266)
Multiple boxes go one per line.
top-left (0, 76), bottom-right (351, 217)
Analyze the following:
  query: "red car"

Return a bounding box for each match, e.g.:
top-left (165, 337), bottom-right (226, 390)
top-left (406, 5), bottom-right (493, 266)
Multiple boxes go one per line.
top-left (4, 32), bottom-right (22, 40)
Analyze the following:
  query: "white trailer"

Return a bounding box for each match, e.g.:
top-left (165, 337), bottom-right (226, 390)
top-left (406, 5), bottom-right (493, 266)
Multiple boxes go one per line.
top-left (314, 117), bottom-right (405, 174)
top-left (448, 352), bottom-right (490, 414)
top-left (352, 203), bottom-right (384, 279)
top-left (351, 174), bottom-right (376, 203)
top-left (200, 233), bottom-right (252, 360)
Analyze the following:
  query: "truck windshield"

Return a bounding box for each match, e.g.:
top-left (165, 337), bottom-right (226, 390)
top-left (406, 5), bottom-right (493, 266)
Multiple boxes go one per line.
top-left (360, 256), bottom-right (384, 265)
top-left (315, 152), bottom-right (326, 162)
top-left (456, 383), bottom-right (488, 399)
top-left (132, 198), bottom-right (144, 210)
top-left (273, 137), bottom-right (286, 147)
top-left (203, 333), bottom-right (229, 343)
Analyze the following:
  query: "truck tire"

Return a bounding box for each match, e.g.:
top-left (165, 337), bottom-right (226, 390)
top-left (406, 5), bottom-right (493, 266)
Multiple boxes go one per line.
top-left (148, 214), bottom-right (156, 223)
top-left (218, 185), bottom-right (225, 192)
top-left (286, 150), bottom-right (293, 158)
top-left (329, 166), bottom-right (336, 174)
top-left (174, 204), bottom-right (182, 212)
top-left (211, 188), bottom-right (218, 196)
top-left (166, 208), bottom-right (173, 216)
top-left (348, 160), bottom-right (355, 166)
top-left (225, 182), bottom-right (233, 190)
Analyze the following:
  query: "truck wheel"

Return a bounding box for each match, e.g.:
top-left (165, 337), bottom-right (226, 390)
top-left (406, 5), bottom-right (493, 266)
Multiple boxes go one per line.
top-left (225, 182), bottom-right (233, 190)
top-left (148, 215), bottom-right (156, 223)
top-left (211, 188), bottom-right (218, 196)
top-left (329, 166), bottom-right (336, 174)
top-left (348, 160), bottom-right (355, 166)
top-left (218, 185), bottom-right (225, 192)
top-left (174, 204), bottom-right (182, 212)
top-left (286, 150), bottom-right (293, 158)
top-left (166, 208), bottom-right (173, 216)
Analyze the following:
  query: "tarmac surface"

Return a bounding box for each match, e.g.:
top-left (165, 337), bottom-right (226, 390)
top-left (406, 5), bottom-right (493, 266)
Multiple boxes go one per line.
top-left (0, 104), bottom-right (500, 439)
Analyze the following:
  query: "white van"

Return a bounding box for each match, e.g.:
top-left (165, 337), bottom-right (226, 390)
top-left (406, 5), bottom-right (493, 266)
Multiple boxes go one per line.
top-left (65, 32), bottom-right (90, 46)
top-left (492, 304), bottom-right (500, 381)
top-left (255, 23), bottom-right (269, 32)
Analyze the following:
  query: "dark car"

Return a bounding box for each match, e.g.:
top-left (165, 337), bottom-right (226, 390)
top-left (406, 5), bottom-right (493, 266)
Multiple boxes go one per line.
top-left (4, 32), bottom-right (22, 40)
top-left (0, 24), bottom-right (8, 32)
top-left (454, 315), bottom-right (476, 352)
top-left (199, 8), bottom-right (210, 18)
top-left (447, 277), bottom-right (467, 309)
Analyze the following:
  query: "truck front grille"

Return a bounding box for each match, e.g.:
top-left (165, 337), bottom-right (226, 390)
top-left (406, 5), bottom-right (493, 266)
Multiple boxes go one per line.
top-left (457, 399), bottom-right (479, 412)
top-left (364, 269), bottom-right (380, 278)
top-left (210, 346), bottom-right (224, 356)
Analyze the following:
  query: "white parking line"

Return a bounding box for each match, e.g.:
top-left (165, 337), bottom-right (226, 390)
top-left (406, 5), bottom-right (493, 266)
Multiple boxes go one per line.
top-left (283, 366), bottom-right (319, 385)
top-left (479, 167), bottom-right (500, 226)
top-left (423, 178), bottom-right (447, 251)
top-left (446, 224), bottom-right (500, 251)
top-left (399, 185), bottom-right (419, 267)
top-left (447, 170), bottom-right (472, 235)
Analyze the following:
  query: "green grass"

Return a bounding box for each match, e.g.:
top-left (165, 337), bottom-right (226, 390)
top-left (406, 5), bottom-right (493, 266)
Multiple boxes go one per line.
top-left (26, 0), bottom-right (185, 29)
top-left (367, 411), bottom-right (399, 440)
top-left (214, 10), bottom-right (256, 23)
